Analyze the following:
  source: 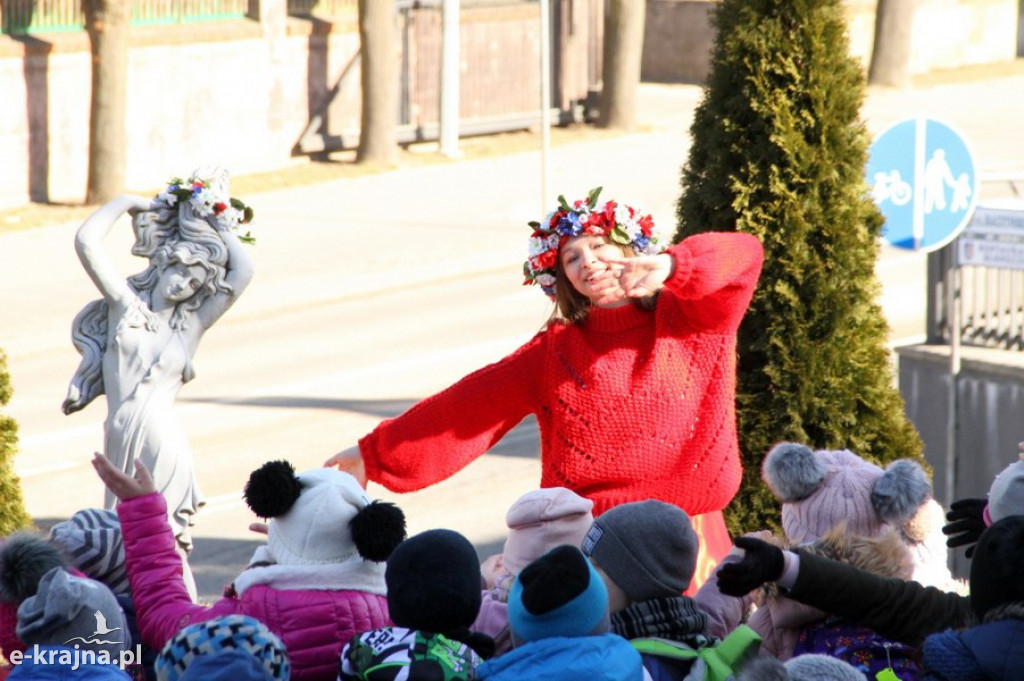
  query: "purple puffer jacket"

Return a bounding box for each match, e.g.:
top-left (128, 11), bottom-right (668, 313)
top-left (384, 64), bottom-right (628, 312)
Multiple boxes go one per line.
top-left (118, 493), bottom-right (391, 681)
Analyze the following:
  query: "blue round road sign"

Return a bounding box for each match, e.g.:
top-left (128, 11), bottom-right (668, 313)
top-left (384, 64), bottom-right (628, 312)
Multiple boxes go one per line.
top-left (866, 118), bottom-right (978, 252)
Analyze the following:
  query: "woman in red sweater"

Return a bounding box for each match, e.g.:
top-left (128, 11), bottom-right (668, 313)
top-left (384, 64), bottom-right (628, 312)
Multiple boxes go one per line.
top-left (327, 187), bottom-right (764, 590)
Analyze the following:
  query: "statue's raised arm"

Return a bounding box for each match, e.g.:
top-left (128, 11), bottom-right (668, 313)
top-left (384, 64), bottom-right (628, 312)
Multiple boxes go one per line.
top-left (64, 167), bottom-right (255, 574)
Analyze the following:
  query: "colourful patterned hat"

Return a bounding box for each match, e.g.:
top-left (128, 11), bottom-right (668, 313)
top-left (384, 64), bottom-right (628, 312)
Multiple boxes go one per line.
top-left (523, 186), bottom-right (664, 299)
top-left (155, 615), bottom-right (290, 681)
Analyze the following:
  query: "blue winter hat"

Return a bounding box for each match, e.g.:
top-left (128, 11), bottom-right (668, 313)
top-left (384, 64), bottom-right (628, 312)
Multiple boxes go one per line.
top-left (155, 614), bottom-right (290, 681)
top-left (180, 650), bottom-right (279, 680)
top-left (508, 544), bottom-right (609, 643)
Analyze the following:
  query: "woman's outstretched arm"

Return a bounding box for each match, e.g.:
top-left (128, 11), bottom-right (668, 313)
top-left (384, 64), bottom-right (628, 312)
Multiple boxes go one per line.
top-left (74, 194), bottom-right (153, 309)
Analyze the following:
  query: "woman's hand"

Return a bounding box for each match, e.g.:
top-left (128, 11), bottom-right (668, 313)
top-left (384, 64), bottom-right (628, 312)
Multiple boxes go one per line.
top-left (91, 452), bottom-right (156, 501)
top-left (595, 253), bottom-right (673, 305)
top-left (121, 194), bottom-right (154, 217)
top-left (324, 445), bottom-right (367, 488)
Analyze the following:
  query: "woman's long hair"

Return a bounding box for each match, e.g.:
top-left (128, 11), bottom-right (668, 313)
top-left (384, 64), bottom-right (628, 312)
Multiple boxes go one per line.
top-left (66, 199), bottom-right (232, 411)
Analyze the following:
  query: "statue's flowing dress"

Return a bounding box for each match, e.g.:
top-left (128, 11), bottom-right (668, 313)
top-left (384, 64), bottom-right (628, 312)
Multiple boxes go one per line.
top-left (102, 297), bottom-right (204, 548)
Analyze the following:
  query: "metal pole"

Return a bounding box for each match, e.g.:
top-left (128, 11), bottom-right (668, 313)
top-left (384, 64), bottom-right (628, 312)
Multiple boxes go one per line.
top-left (440, 0), bottom-right (461, 158)
top-left (946, 253), bottom-right (961, 507)
top-left (539, 0), bottom-right (551, 213)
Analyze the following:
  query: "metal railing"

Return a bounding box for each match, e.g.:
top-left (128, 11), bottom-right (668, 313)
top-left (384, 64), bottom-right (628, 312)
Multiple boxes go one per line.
top-left (1, 0), bottom-right (248, 35)
top-left (928, 182), bottom-right (1024, 350)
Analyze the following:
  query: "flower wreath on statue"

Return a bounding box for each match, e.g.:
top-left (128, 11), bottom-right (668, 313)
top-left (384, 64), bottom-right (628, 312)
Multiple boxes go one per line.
top-left (157, 173), bottom-right (256, 243)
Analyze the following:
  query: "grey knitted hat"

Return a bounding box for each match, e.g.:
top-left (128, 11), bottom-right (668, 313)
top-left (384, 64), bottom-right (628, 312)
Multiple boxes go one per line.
top-left (581, 500), bottom-right (697, 602)
top-left (16, 567), bottom-right (127, 656)
top-left (987, 452), bottom-right (1024, 524)
top-left (737, 654), bottom-right (864, 681)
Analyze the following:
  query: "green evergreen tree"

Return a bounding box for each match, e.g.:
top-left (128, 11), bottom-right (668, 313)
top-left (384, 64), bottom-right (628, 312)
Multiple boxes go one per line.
top-left (676, 0), bottom-right (924, 535)
top-left (0, 350), bottom-right (32, 534)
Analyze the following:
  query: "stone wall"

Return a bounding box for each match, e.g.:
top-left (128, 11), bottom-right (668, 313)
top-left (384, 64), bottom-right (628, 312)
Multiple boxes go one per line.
top-left (0, 10), bottom-right (359, 208)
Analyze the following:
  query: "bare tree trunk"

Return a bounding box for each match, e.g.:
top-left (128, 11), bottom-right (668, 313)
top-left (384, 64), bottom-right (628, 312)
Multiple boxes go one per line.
top-left (83, 0), bottom-right (129, 205)
top-left (598, 0), bottom-right (646, 130)
top-left (357, 0), bottom-right (398, 165)
top-left (868, 0), bottom-right (915, 87)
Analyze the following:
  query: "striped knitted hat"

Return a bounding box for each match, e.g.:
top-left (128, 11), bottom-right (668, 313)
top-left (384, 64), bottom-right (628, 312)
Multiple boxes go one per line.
top-left (155, 615), bottom-right (290, 681)
top-left (48, 509), bottom-right (129, 597)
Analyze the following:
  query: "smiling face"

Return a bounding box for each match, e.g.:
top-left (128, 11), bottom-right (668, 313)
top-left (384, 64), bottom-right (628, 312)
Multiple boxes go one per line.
top-left (559, 234), bottom-right (627, 308)
top-left (156, 261), bottom-right (208, 304)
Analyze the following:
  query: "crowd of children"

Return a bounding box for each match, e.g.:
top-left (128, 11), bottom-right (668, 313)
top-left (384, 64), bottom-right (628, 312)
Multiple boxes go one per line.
top-left (0, 445), bottom-right (1015, 679)
top-left (3, 190), bottom-right (1023, 679)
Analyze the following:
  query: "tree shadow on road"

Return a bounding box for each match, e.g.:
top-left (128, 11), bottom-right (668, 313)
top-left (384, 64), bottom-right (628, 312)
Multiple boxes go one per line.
top-left (183, 396), bottom-right (541, 459)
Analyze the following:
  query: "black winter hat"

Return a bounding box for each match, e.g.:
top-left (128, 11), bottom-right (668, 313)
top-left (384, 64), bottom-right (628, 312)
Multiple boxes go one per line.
top-left (968, 515), bottom-right (1024, 619)
top-left (385, 529), bottom-right (482, 633)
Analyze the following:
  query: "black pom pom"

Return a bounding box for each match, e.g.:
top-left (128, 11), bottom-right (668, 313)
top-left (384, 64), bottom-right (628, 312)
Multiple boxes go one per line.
top-left (0, 534), bottom-right (69, 603)
top-left (244, 460), bottom-right (303, 519)
top-left (350, 501), bottom-right (406, 562)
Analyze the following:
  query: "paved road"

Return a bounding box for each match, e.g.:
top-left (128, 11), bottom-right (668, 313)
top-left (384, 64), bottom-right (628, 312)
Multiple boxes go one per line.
top-left (2, 76), bottom-right (1023, 600)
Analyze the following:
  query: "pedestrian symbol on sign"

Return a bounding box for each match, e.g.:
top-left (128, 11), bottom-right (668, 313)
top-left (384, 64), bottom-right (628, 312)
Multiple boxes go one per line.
top-left (866, 118), bottom-right (978, 252)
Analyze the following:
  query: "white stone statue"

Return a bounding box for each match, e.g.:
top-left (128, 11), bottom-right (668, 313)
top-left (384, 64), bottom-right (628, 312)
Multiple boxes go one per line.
top-left (63, 168), bottom-right (254, 557)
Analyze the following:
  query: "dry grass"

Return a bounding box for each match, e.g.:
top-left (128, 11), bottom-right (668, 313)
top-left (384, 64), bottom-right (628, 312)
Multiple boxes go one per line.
top-left (0, 122), bottom-right (623, 234)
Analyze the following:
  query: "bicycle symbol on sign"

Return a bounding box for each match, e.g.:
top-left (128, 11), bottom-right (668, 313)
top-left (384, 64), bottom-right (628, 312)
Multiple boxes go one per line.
top-left (871, 170), bottom-right (912, 206)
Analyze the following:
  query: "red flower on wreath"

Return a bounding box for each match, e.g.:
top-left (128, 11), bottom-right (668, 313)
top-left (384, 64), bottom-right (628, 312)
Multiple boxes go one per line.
top-left (534, 250), bottom-right (557, 270)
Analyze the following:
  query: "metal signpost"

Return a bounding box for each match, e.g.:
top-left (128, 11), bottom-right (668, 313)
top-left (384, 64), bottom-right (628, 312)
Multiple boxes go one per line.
top-left (866, 118), bottom-right (978, 505)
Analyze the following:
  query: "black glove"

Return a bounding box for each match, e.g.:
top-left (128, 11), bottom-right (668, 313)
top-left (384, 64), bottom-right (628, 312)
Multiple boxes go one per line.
top-left (716, 536), bottom-right (786, 597)
top-left (943, 497), bottom-right (988, 557)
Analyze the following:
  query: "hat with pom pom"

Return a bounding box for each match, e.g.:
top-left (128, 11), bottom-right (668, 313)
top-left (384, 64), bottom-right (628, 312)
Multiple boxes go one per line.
top-left (244, 460), bottom-right (406, 567)
top-left (985, 451), bottom-right (1024, 525)
top-left (0, 533), bottom-right (71, 604)
top-left (502, 487), bottom-right (594, 577)
top-left (762, 443), bottom-right (931, 545)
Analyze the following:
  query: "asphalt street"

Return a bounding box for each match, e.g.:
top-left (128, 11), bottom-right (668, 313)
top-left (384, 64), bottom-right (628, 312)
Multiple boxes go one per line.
top-left (2, 75), bottom-right (1023, 600)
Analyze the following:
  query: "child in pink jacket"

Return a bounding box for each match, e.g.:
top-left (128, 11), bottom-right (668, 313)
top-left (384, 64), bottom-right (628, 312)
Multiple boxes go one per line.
top-left (93, 455), bottom-right (406, 681)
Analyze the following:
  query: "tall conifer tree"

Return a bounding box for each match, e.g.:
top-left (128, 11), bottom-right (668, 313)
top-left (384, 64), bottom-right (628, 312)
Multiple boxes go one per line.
top-left (676, 0), bottom-right (923, 534)
top-left (0, 351), bottom-right (31, 534)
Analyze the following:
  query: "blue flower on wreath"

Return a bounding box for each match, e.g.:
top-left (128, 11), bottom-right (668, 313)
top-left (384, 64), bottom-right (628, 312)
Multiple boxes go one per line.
top-left (634, 233), bottom-right (651, 251)
top-left (557, 211), bottom-right (584, 236)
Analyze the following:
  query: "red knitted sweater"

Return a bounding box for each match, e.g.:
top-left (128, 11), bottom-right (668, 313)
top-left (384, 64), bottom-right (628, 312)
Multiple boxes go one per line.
top-left (360, 232), bottom-right (764, 516)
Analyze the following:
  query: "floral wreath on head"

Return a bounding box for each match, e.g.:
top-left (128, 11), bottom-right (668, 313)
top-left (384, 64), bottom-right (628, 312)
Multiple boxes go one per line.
top-left (523, 186), bottom-right (663, 299)
top-left (157, 174), bottom-right (256, 244)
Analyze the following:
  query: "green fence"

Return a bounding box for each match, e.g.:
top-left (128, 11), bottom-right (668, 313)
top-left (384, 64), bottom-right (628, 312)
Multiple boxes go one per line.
top-left (1, 0), bottom-right (249, 35)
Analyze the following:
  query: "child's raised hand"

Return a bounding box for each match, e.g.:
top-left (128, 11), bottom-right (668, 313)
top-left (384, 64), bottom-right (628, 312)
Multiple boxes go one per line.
top-left (597, 252), bottom-right (674, 303)
top-left (324, 445), bottom-right (368, 488)
top-left (91, 452), bottom-right (156, 501)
